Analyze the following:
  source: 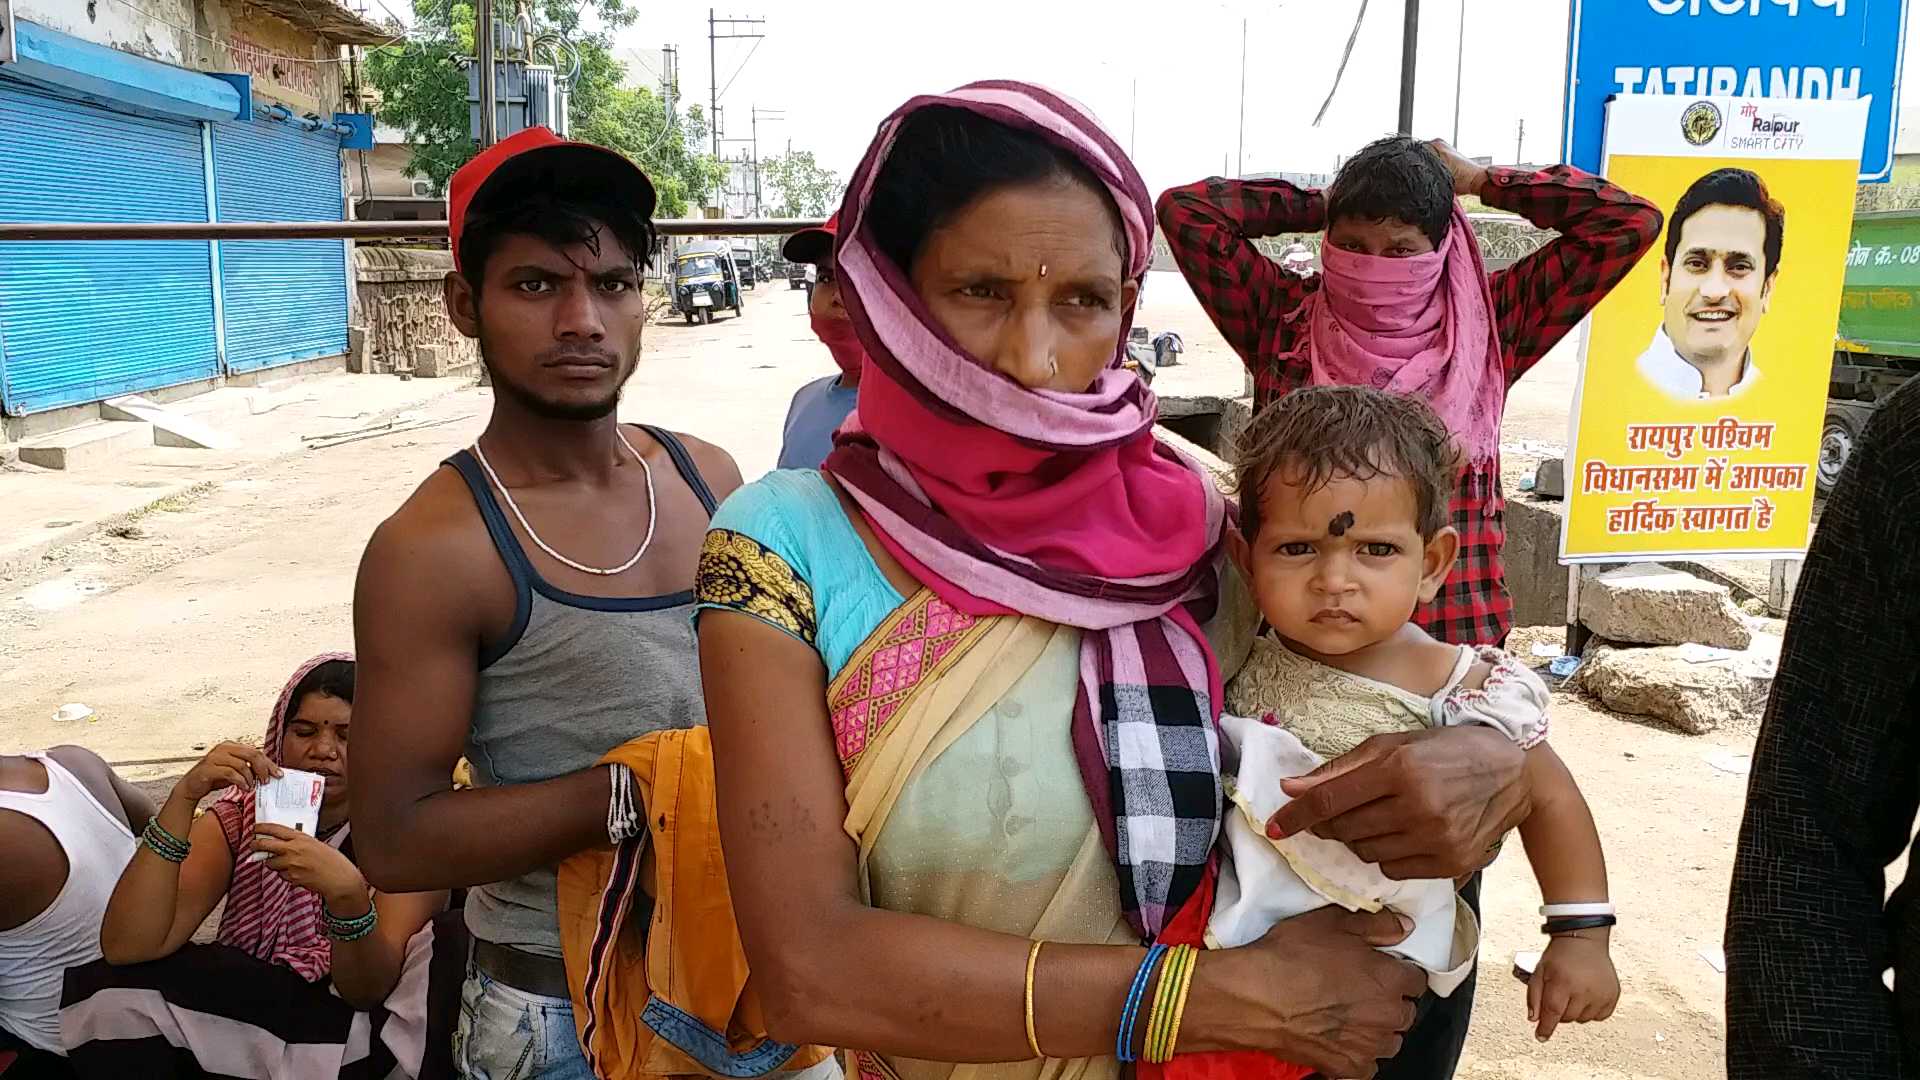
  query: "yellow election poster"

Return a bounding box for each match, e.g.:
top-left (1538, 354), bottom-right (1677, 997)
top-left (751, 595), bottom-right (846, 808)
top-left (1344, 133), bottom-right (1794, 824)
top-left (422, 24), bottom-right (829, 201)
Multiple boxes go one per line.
top-left (1562, 94), bottom-right (1869, 563)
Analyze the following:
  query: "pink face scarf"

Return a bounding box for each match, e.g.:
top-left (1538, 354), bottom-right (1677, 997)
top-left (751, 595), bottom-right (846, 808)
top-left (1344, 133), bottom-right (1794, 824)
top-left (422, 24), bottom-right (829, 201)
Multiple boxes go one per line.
top-left (822, 81), bottom-right (1228, 938)
top-left (1304, 203), bottom-right (1505, 464)
top-left (810, 312), bottom-right (866, 384)
top-left (211, 652), bottom-right (354, 982)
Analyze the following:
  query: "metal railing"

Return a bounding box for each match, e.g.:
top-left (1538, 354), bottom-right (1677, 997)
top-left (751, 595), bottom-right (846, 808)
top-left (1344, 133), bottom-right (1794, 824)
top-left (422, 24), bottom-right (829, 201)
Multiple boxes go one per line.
top-left (0, 218), bottom-right (827, 241)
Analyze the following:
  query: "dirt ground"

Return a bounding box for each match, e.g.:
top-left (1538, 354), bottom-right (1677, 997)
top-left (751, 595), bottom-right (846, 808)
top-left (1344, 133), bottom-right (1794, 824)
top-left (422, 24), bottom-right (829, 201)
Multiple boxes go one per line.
top-left (4, 273), bottom-right (1740, 1077)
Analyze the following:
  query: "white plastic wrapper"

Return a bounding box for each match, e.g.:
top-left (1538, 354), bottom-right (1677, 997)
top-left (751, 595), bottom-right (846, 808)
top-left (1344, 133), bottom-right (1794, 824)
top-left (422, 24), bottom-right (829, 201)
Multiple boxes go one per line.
top-left (248, 767), bottom-right (325, 863)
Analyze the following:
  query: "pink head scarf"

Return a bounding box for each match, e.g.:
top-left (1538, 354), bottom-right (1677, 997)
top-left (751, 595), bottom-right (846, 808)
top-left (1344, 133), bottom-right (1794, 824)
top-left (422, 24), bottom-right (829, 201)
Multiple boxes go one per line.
top-left (211, 652), bottom-right (354, 982)
top-left (1305, 203), bottom-right (1504, 464)
top-left (823, 81), bottom-right (1227, 937)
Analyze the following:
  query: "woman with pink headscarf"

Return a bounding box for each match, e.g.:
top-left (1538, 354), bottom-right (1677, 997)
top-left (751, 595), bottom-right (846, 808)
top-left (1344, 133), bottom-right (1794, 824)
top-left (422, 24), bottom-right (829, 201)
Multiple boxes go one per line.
top-left (696, 83), bottom-right (1536, 1080)
top-left (62, 655), bottom-right (463, 1079)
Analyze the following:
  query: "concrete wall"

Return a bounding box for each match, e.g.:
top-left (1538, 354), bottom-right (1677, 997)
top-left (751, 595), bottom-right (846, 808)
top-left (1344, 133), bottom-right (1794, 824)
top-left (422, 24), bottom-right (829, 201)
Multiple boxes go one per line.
top-left (17, 0), bottom-right (346, 114)
top-left (1504, 494), bottom-right (1570, 630)
top-left (352, 247), bottom-right (476, 377)
top-left (348, 144), bottom-right (419, 198)
top-left (17, 0), bottom-right (194, 66)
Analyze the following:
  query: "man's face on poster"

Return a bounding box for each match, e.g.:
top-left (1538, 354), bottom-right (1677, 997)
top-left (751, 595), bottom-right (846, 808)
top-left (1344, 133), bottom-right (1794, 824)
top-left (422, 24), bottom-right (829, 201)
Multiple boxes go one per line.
top-left (1660, 205), bottom-right (1775, 369)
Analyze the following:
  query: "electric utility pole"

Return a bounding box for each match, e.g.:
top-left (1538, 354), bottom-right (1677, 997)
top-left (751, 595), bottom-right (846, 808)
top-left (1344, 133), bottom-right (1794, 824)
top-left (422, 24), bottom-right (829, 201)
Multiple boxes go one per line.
top-left (1398, 0), bottom-right (1420, 135)
top-left (708, 10), bottom-right (766, 160)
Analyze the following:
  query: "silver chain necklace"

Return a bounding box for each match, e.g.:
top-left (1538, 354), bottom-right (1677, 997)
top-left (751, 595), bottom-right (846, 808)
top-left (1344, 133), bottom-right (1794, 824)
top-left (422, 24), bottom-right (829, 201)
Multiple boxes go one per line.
top-left (471, 428), bottom-right (657, 577)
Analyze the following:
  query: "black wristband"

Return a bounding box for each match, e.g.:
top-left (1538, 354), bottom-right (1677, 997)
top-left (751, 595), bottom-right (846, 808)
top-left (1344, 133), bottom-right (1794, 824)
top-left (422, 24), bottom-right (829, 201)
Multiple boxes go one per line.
top-left (1542, 914), bottom-right (1617, 935)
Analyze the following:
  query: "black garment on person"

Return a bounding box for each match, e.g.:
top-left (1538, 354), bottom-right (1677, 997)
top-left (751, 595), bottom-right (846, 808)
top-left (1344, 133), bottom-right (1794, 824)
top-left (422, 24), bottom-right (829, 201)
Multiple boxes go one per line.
top-left (58, 908), bottom-right (469, 1080)
top-left (1375, 872), bottom-right (1479, 1080)
top-left (1727, 378), bottom-right (1920, 1079)
top-left (0, 1026), bottom-right (79, 1080)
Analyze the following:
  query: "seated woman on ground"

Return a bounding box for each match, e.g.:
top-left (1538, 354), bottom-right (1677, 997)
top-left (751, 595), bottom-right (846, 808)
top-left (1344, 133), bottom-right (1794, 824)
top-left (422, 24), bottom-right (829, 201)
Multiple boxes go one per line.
top-left (61, 654), bottom-right (462, 1080)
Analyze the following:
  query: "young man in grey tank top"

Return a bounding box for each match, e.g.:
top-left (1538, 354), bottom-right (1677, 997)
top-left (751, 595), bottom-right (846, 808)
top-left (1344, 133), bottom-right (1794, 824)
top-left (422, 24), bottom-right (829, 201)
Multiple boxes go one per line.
top-left (349, 128), bottom-right (743, 1079)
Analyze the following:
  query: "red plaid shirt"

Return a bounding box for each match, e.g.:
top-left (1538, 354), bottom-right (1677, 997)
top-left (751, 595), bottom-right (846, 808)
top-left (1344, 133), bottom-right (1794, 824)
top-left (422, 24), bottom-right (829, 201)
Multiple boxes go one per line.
top-left (1158, 167), bottom-right (1662, 645)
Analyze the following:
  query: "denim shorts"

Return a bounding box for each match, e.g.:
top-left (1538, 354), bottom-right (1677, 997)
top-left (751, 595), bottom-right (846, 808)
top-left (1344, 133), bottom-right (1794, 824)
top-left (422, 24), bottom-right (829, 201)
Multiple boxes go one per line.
top-left (453, 962), bottom-right (594, 1080)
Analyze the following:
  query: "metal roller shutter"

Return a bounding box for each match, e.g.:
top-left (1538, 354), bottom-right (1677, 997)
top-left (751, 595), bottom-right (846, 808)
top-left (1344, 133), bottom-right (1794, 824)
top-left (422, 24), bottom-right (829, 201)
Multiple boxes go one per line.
top-left (212, 115), bottom-right (349, 374)
top-left (0, 81), bottom-right (219, 415)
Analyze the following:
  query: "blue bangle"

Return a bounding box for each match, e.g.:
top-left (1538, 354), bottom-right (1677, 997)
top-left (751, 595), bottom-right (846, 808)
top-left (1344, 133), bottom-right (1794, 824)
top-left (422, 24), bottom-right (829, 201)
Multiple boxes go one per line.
top-left (1116, 943), bottom-right (1168, 1062)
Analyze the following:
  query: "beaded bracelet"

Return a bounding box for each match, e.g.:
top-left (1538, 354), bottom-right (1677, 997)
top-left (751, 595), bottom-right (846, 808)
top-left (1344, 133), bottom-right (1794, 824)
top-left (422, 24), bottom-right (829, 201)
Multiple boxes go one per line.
top-left (141, 817), bottom-right (191, 864)
top-left (1115, 944), bottom-right (1168, 1063)
top-left (322, 903), bottom-right (379, 943)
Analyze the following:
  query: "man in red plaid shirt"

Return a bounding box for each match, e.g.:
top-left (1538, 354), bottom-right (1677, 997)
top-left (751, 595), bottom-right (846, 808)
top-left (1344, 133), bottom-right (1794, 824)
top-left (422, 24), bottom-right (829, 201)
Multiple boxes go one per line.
top-left (1162, 137), bottom-right (1659, 1080)
top-left (1159, 137), bottom-right (1662, 648)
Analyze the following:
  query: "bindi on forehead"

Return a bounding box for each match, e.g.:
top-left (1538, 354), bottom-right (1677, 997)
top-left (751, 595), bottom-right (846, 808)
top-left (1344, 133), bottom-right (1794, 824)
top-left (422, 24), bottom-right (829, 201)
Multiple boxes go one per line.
top-left (1327, 511), bottom-right (1356, 537)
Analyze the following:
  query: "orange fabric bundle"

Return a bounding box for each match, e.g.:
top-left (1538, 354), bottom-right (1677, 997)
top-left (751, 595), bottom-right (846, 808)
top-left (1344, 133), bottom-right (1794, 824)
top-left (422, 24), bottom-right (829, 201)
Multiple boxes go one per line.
top-left (557, 729), bottom-right (836, 1080)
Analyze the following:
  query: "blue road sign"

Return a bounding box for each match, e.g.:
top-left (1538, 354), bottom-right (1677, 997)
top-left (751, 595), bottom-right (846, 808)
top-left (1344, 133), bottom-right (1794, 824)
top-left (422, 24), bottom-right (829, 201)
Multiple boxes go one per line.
top-left (1562, 0), bottom-right (1909, 182)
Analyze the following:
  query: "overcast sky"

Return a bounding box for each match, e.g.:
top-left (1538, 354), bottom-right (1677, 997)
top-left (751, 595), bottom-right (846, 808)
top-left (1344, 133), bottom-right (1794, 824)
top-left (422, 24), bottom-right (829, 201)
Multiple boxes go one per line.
top-left (574, 1), bottom-right (1918, 200)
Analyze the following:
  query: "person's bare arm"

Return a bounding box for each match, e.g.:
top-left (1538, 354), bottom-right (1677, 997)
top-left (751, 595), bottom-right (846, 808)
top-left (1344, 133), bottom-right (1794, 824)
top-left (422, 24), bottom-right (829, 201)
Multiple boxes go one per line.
top-left (1515, 744), bottom-right (1616, 1040)
top-left (327, 888), bottom-right (448, 1009)
top-left (348, 511), bottom-right (612, 893)
top-left (702, 609), bottom-right (1425, 1077)
top-left (1271, 725), bottom-right (1533, 880)
top-left (1517, 745), bottom-right (1607, 906)
top-left (101, 807), bottom-right (234, 964)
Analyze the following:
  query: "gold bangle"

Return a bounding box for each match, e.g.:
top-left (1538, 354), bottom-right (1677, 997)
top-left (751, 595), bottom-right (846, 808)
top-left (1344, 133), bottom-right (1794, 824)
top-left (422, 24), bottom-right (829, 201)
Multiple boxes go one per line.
top-left (1145, 944), bottom-right (1191, 1063)
top-left (1164, 946), bottom-right (1199, 1061)
top-left (1024, 939), bottom-right (1046, 1059)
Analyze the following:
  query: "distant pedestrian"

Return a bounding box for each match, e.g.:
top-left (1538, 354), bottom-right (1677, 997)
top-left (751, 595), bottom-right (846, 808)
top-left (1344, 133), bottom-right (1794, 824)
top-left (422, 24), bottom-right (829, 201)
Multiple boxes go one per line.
top-left (347, 126), bottom-right (743, 1079)
top-left (776, 213), bottom-right (863, 470)
top-left (1726, 377), bottom-right (1920, 1078)
top-left (1158, 137), bottom-right (1661, 1079)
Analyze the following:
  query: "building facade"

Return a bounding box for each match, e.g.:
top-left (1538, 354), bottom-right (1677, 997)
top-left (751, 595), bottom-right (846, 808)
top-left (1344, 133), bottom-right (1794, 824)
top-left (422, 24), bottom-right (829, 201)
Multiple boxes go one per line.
top-left (0, 0), bottom-right (383, 417)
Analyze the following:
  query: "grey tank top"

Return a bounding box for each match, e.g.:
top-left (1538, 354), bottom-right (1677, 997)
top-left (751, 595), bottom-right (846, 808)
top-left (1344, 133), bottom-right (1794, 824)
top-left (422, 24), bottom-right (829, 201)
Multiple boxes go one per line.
top-left (446, 426), bottom-right (717, 957)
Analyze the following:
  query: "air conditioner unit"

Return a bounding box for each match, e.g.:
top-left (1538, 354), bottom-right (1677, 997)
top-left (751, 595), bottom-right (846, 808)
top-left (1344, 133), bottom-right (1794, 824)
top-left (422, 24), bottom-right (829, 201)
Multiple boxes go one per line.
top-left (411, 180), bottom-right (433, 198)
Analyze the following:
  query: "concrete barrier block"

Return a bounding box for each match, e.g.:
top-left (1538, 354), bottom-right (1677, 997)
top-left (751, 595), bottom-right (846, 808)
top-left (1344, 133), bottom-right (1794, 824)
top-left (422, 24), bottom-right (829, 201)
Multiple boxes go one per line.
top-left (1503, 495), bottom-right (1568, 629)
top-left (1578, 564), bottom-right (1752, 649)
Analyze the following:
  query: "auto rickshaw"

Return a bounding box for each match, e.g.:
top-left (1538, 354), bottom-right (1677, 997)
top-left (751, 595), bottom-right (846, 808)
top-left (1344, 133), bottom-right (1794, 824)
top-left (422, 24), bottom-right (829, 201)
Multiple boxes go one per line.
top-left (672, 240), bottom-right (743, 324)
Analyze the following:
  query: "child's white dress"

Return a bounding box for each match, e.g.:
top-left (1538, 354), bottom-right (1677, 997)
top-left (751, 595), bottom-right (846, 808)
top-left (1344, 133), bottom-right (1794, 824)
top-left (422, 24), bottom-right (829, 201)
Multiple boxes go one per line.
top-left (1211, 637), bottom-right (1551, 995)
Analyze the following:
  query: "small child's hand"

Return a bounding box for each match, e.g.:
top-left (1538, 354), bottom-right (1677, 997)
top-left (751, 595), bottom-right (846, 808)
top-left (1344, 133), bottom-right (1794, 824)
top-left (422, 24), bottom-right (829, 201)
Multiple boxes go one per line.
top-left (1527, 931), bottom-right (1619, 1041)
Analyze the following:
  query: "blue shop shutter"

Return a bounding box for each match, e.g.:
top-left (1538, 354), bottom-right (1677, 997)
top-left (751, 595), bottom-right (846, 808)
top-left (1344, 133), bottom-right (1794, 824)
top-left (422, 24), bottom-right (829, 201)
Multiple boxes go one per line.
top-left (0, 80), bottom-right (219, 415)
top-left (212, 115), bottom-right (349, 373)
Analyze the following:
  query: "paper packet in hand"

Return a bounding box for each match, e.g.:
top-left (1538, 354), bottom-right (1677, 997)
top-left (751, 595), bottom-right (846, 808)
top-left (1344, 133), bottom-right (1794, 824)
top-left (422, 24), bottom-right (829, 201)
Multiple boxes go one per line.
top-left (249, 767), bottom-right (324, 863)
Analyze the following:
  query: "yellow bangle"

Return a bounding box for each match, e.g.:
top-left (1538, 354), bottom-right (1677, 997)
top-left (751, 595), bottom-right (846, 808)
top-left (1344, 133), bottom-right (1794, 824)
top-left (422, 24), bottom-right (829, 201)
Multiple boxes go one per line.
top-left (1024, 940), bottom-right (1046, 1059)
top-left (1164, 946), bottom-right (1199, 1061)
top-left (1144, 945), bottom-right (1193, 1064)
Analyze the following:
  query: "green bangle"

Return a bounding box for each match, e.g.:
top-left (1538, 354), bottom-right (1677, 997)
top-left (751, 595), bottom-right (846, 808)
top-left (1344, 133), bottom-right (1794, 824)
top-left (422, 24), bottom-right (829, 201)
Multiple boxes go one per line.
top-left (141, 817), bottom-right (190, 863)
top-left (322, 903), bottom-right (378, 942)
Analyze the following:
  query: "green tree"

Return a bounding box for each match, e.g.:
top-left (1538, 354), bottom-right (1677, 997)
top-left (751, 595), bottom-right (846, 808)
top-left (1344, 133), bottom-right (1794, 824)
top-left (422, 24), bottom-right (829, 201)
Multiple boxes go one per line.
top-left (758, 150), bottom-right (844, 218)
top-left (366, 0), bottom-right (727, 215)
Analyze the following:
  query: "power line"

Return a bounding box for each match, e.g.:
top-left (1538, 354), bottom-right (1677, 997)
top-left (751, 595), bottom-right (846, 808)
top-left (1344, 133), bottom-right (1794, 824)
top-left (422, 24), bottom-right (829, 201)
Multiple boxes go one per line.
top-left (716, 34), bottom-right (764, 102)
top-left (707, 11), bottom-right (766, 161)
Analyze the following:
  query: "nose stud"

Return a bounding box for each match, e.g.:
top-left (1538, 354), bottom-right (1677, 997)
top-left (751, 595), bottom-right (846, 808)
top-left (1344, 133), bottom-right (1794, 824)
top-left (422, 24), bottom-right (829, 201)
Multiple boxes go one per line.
top-left (1038, 263), bottom-right (1049, 279)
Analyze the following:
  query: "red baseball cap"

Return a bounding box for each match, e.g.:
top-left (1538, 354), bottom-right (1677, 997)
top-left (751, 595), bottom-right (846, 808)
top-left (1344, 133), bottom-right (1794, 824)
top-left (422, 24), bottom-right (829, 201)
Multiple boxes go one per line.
top-left (447, 126), bottom-right (658, 270)
top-left (781, 212), bottom-right (839, 264)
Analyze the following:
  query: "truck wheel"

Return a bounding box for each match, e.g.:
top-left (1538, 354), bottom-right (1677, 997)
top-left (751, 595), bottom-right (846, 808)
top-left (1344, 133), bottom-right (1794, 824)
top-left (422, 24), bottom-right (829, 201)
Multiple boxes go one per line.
top-left (684, 311), bottom-right (696, 326)
top-left (1817, 406), bottom-right (1864, 495)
